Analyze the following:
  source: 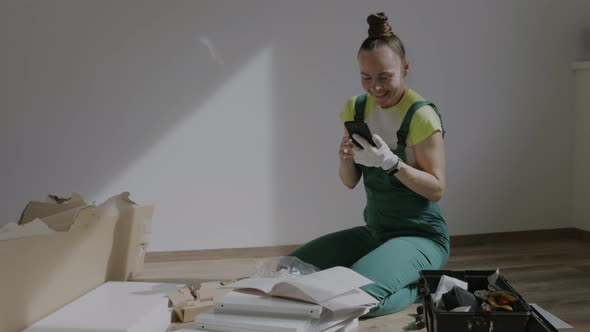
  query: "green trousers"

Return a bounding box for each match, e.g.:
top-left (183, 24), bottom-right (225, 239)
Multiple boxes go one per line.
top-left (289, 226), bottom-right (449, 317)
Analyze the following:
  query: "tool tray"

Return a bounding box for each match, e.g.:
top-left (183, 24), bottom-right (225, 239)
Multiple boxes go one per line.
top-left (418, 270), bottom-right (558, 332)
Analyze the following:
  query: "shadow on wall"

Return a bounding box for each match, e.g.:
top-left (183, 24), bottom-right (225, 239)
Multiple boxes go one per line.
top-left (4, 1), bottom-right (276, 221)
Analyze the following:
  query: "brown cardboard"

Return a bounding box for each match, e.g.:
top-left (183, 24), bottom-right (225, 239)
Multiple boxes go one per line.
top-left (18, 193), bottom-right (86, 225)
top-left (168, 287), bottom-right (214, 323)
top-left (168, 282), bottom-right (232, 323)
top-left (197, 281), bottom-right (232, 302)
top-left (0, 192), bottom-right (153, 332)
top-left (97, 192), bottom-right (154, 280)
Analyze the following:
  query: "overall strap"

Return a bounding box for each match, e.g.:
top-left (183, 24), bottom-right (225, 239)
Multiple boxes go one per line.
top-left (396, 101), bottom-right (445, 148)
top-left (354, 94), bottom-right (368, 121)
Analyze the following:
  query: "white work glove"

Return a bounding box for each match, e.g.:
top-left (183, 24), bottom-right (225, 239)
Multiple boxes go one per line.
top-left (352, 134), bottom-right (399, 171)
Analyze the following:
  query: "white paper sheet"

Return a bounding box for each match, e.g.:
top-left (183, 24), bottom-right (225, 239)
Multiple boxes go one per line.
top-left (431, 275), bottom-right (468, 310)
top-left (531, 304), bottom-right (574, 329)
top-left (487, 268), bottom-right (500, 287)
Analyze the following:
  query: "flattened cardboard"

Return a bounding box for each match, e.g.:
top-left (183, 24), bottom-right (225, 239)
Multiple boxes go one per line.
top-left (39, 205), bottom-right (96, 232)
top-left (0, 192), bottom-right (154, 332)
top-left (168, 282), bottom-right (232, 323)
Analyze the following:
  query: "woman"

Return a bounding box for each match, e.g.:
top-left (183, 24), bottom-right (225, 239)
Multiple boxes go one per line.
top-left (289, 12), bottom-right (450, 317)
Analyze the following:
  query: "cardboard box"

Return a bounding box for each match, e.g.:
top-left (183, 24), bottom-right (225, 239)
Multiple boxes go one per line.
top-left (168, 281), bottom-right (232, 323)
top-left (0, 192), bottom-right (154, 332)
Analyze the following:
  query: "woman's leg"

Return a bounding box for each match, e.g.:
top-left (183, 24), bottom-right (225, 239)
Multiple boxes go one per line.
top-left (351, 236), bottom-right (449, 317)
top-left (289, 226), bottom-right (382, 270)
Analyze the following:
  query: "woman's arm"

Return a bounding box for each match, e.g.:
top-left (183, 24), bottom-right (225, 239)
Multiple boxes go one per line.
top-left (394, 131), bottom-right (446, 201)
top-left (339, 128), bottom-right (362, 189)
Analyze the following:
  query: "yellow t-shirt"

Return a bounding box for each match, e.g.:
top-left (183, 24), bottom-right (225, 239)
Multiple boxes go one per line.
top-left (339, 88), bottom-right (442, 147)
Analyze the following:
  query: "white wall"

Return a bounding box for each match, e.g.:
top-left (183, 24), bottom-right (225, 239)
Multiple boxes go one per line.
top-left (574, 6), bottom-right (590, 231)
top-left (584, 9), bottom-right (590, 60)
top-left (573, 64), bottom-right (590, 231)
top-left (2, 0), bottom-right (589, 251)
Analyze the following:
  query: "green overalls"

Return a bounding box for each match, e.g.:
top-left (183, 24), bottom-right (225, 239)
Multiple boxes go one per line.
top-left (290, 94), bottom-right (450, 317)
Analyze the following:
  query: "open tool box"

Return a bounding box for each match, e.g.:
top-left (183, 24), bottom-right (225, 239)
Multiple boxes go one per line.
top-left (418, 270), bottom-right (559, 332)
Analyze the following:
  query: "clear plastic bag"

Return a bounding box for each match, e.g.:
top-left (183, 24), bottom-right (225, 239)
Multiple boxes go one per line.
top-left (251, 256), bottom-right (319, 278)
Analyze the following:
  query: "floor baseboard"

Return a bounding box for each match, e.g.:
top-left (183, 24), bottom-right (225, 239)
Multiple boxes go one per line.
top-left (145, 244), bottom-right (300, 263)
top-left (146, 227), bottom-right (590, 263)
top-left (449, 227), bottom-right (583, 247)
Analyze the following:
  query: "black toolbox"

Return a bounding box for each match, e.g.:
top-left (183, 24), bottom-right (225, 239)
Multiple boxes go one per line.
top-left (418, 270), bottom-right (559, 332)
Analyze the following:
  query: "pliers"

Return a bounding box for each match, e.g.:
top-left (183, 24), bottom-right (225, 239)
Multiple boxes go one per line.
top-left (474, 289), bottom-right (518, 311)
top-left (487, 290), bottom-right (518, 311)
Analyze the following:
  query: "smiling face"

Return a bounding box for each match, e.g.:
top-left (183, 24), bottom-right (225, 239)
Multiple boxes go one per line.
top-left (358, 46), bottom-right (409, 108)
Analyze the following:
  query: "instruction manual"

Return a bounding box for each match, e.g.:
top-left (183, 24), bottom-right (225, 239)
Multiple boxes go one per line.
top-left (221, 266), bottom-right (378, 310)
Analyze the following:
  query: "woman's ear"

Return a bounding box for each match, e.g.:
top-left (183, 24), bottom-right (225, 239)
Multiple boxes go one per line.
top-left (403, 60), bottom-right (410, 77)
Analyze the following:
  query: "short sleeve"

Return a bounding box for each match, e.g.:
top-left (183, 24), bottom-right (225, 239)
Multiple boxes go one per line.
top-left (339, 96), bottom-right (356, 122)
top-left (407, 105), bottom-right (443, 145)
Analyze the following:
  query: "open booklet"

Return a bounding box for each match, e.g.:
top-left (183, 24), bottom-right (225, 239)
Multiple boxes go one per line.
top-left (221, 266), bottom-right (378, 311)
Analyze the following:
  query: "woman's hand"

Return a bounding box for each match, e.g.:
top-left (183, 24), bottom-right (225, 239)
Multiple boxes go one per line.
top-left (339, 133), bottom-right (355, 162)
top-left (351, 134), bottom-right (399, 170)
top-left (339, 127), bottom-right (362, 189)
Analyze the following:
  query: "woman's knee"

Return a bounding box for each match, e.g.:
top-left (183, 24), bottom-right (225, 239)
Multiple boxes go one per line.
top-left (362, 283), bottom-right (420, 318)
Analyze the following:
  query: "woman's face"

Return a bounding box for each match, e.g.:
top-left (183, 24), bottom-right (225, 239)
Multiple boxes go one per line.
top-left (358, 46), bottom-right (409, 108)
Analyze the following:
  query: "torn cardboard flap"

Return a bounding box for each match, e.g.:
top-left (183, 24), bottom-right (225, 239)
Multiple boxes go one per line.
top-left (168, 282), bottom-right (233, 323)
top-left (47, 193), bottom-right (84, 204)
top-left (18, 193), bottom-right (87, 225)
top-left (97, 191), bottom-right (138, 215)
top-left (39, 206), bottom-right (98, 232)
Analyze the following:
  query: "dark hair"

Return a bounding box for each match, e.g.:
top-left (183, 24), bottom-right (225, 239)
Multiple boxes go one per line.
top-left (359, 12), bottom-right (406, 61)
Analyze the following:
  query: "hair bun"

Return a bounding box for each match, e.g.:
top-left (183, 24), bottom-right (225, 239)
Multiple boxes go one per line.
top-left (367, 12), bottom-right (394, 39)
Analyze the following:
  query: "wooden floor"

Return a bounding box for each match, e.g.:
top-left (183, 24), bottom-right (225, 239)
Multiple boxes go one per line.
top-left (135, 235), bottom-right (590, 331)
